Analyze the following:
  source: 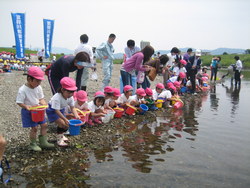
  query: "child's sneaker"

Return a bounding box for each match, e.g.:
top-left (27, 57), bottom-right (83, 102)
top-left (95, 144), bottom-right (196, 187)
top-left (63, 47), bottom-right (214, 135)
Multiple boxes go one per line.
top-left (93, 117), bottom-right (102, 124)
top-left (87, 119), bottom-right (94, 126)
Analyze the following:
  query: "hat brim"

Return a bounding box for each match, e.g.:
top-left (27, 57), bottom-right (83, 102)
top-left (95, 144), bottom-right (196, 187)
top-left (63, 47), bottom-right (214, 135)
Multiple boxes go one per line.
top-left (64, 86), bottom-right (77, 91)
top-left (77, 62), bottom-right (93, 68)
top-left (95, 94), bottom-right (105, 98)
top-left (124, 88), bottom-right (133, 92)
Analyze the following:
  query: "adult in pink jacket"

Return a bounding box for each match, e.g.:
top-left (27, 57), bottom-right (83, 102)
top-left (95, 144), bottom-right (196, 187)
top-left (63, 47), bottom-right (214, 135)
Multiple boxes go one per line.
top-left (120, 45), bottom-right (154, 92)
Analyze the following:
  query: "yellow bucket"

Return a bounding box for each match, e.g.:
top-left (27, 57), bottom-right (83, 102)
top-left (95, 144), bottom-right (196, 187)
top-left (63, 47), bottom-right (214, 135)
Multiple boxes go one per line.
top-left (156, 99), bottom-right (164, 108)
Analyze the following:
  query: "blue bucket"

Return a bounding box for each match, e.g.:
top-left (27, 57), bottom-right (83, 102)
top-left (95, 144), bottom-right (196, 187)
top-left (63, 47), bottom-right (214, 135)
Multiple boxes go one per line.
top-left (69, 119), bottom-right (83, 135)
top-left (180, 86), bottom-right (187, 93)
top-left (139, 104), bottom-right (149, 115)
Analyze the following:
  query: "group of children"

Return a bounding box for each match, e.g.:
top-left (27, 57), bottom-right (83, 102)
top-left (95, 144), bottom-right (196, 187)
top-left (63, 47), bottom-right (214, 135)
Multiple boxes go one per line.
top-left (17, 65), bottom-right (212, 150)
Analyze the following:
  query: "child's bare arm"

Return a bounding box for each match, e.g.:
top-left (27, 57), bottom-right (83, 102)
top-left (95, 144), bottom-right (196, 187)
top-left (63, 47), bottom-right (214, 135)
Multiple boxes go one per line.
top-left (70, 106), bottom-right (80, 119)
top-left (17, 103), bottom-right (30, 111)
top-left (39, 99), bottom-right (47, 105)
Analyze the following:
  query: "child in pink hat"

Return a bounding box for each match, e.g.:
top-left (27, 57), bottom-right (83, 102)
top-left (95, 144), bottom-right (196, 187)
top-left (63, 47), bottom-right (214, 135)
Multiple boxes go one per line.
top-left (103, 86), bottom-right (115, 111)
top-left (109, 88), bottom-right (121, 108)
top-left (88, 91), bottom-right (108, 125)
top-left (64, 90), bottom-right (89, 120)
top-left (117, 85), bottom-right (133, 110)
top-left (130, 88), bottom-right (146, 107)
top-left (46, 77), bottom-right (80, 147)
top-left (16, 66), bottom-right (54, 151)
top-left (152, 83), bottom-right (164, 101)
top-left (144, 87), bottom-right (158, 110)
top-left (173, 60), bottom-right (187, 77)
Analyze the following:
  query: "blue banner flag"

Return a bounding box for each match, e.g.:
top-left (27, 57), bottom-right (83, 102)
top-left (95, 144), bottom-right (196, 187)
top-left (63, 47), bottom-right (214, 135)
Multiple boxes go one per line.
top-left (11, 13), bottom-right (25, 59)
top-left (43, 19), bottom-right (54, 58)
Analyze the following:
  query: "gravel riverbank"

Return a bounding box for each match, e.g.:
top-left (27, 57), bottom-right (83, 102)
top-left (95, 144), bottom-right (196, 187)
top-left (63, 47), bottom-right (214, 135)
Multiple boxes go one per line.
top-left (0, 63), bottom-right (216, 186)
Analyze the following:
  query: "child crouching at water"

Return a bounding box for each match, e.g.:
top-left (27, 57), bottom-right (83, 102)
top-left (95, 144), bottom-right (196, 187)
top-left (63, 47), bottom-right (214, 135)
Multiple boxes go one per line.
top-left (65, 90), bottom-right (89, 120)
top-left (16, 66), bottom-right (54, 151)
top-left (109, 88), bottom-right (121, 108)
top-left (130, 88), bottom-right (146, 107)
top-left (144, 87), bottom-right (158, 110)
top-left (87, 91), bottom-right (107, 126)
top-left (117, 85), bottom-right (133, 110)
top-left (46, 77), bottom-right (80, 147)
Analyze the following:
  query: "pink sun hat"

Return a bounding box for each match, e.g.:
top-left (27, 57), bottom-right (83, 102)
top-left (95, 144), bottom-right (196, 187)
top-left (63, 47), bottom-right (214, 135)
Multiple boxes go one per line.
top-left (179, 72), bottom-right (186, 78)
top-left (145, 87), bottom-right (153, 96)
top-left (136, 88), bottom-right (146, 96)
top-left (180, 60), bottom-right (187, 66)
top-left (76, 90), bottom-right (88, 102)
top-left (104, 86), bottom-right (114, 93)
top-left (60, 77), bottom-right (77, 91)
top-left (170, 86), bottom-right (176, 92)
top-left (95, 91), bottom-right (105, 98)
top-left (124, 85), bottom-right (133, 92)
top-left (174, 81), bottom-right (180, 88)
top-left (28, 66), bottom-right (45, 80)
top-left (167, 82), bottom-right (174, 88)
top-left (156, 83), bottom-right (164, 89)
top-left (113, 88), bottom-right (121, 97)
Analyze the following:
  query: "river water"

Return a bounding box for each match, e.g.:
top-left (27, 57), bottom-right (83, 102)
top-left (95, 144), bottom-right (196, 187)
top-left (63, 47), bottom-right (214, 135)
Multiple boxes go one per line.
top-left (10, 70), bottom-right (250, 187)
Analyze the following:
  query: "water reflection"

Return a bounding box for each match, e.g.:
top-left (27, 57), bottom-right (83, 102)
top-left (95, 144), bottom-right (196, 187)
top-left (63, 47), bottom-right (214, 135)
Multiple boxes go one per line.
top-left (222, 83), bottom-right (241, 117)
top-left (210, 85), bottom-right (219, 110)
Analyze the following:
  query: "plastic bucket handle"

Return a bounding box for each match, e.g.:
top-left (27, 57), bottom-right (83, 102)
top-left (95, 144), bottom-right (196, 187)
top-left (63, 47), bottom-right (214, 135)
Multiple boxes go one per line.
top-left (76, 109), bottom-right (86, 116)
top-left (29, 105), bottom-right (48, 110)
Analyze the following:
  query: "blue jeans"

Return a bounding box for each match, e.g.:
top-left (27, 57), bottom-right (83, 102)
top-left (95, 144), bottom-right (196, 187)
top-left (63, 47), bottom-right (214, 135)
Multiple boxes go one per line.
top-left (211, 68), bottom-right (218, 81)
top-left (120, 70), bottom-right (132, 87)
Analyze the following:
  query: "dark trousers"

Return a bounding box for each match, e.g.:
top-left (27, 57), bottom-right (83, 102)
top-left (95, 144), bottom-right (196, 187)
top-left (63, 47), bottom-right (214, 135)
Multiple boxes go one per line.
top-left (38, 56), bottom-right (43, 62)
top-left (189, 69), bottom-right (196, 93)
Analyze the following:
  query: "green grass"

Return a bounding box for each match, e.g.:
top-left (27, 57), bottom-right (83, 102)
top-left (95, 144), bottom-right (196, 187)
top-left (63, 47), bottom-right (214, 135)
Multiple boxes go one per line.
top-left (2, 47), bottom-right (249, 68)
top-left (201, 54), bottom-right (250, 68)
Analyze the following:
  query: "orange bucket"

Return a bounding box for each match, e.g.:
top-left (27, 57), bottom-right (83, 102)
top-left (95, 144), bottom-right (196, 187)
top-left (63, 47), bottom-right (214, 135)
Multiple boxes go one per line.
top-left (31, 108), bottom-right (46, 122)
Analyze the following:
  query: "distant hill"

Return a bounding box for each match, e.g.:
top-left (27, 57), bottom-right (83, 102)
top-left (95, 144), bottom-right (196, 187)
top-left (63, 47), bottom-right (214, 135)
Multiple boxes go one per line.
top-left (29, 47), bottom-right (246, 57)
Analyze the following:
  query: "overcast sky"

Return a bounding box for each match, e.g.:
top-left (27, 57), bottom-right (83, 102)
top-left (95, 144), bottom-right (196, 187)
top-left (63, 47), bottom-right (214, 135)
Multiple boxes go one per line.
top-left (0, 0), bottom-right (249, 53)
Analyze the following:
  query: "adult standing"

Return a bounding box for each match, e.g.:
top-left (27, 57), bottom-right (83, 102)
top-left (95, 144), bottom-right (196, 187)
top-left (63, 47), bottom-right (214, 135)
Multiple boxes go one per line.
top-left (234, 56), bottom-right (242, 87)
top-left (47, 52), bottom-right (90, 95)
top-left (186, 49), bottom-right (202, 95)
top-left (96, 33), bottom-right (116, 92)
top-left (162, 47), bottom-right (179, 85)
top-left (74, 34), bottom-right (94, 91)
top-left (37, 48), bottom-right (45, 62)
top-left (120, 45), bottom-right (154, 90)
top-left (210, 56), bottom-right (221, 82)
top-left (183, 48), bottom-right (192, 62)
top-left (124, 39), bottom-right (141, 61)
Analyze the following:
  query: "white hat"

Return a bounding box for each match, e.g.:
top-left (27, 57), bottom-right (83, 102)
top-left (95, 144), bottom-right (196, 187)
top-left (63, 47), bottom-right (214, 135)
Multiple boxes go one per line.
top-left (196, 49), bottom-right (201, 56)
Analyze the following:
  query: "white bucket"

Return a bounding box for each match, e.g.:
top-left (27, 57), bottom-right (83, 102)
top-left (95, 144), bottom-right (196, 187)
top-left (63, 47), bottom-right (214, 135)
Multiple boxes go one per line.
top-left (101, 114), bottom-right (111, 123)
